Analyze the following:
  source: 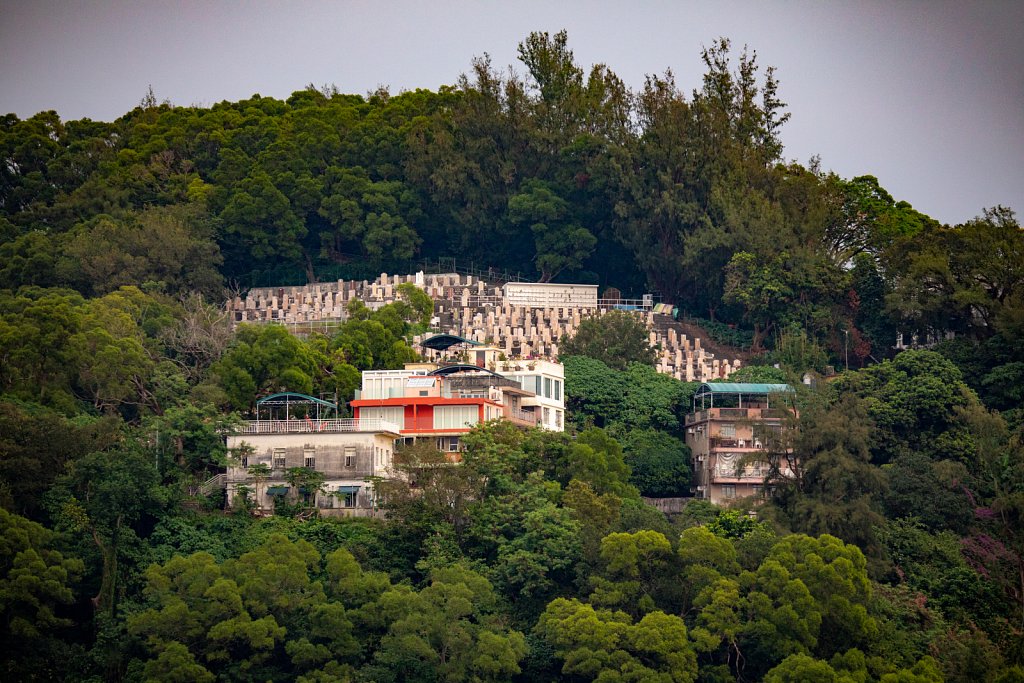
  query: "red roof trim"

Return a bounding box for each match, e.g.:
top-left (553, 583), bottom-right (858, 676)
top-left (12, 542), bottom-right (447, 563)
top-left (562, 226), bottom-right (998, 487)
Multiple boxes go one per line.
top-left (349, 397), bottom-right (502, 408)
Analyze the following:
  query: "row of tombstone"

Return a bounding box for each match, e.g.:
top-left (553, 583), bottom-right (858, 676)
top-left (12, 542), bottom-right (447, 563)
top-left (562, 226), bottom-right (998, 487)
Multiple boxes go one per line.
top-left (226, 272), bottom-right (740, 382)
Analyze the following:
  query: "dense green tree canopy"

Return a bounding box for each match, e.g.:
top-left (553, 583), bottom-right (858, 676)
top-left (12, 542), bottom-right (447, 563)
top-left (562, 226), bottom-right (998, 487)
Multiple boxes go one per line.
top-left (559, 311), bottom-right (656, 370)
top-left (0, 29), bottom-right (1022, 683)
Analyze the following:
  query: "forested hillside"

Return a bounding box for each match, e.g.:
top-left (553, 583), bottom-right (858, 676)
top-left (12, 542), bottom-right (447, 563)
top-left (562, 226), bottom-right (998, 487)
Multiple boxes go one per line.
top-left (1, 30), bottom-right (1023, 682)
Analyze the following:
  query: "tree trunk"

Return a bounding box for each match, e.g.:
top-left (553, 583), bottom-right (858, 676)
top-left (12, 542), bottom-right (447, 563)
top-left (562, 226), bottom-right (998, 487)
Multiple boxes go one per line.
top-left (90, 515), bottom-right (121, 617)
top-left (751, 324), bottom-right (765, 353)
top-left (109, 517), bottom-right (121, 618)
top-left (304, 250), bottom-right (316, 284)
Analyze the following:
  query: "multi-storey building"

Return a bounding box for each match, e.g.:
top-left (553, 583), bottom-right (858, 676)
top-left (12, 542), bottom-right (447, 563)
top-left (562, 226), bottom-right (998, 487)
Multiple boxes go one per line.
top-left (495, 357), bottom-right (565, 432)
top-left (685, 383), bottom-right (796, 505)
top-left (419, 335), bottom-right (565, 431)
top-left (350, 339), bottom-right (565, 454)
top-left (224, 393), bottom-right (401, 516)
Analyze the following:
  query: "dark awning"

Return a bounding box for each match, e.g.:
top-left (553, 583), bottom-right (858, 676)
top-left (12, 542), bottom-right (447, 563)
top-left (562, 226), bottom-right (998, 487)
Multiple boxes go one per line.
top-left (267, 485), bottom-right (290, 495)
top-left (420, 334), bottom-right (482, 351)
top-left (427, 364), bottom-right (505, 378)
top-left (336, 486), bottom-right (360, 494)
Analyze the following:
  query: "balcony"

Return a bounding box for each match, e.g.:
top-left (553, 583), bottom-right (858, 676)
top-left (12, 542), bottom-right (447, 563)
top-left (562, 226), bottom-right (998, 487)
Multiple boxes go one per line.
top-left (228, 443), bottom-right (379, 480)
top-left (235, 418), bottom-right (401, 435)
top-left (715, 407), bottom-right (750, 418)
top-left (710, 468), bottom-right (767, 483)
top-left (505, 407), bottom-right (538, 427)
top-left (686, 406), bottom-right (793, 425)
top-left (709, 437), bottom-right (765, 450)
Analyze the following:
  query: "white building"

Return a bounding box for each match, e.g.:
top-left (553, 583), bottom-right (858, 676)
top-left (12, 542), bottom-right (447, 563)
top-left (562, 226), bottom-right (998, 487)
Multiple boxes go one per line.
top-left (352, 344), bottom-right (566, 442)
top-left (503, 282), bottom-right (598, 309)
top-left (496, 357), bottom-right (565, 432)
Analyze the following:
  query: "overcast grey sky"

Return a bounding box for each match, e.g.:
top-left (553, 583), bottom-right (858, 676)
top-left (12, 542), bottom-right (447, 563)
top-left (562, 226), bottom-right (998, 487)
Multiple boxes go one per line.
top-left (1, 0), bottom-right (1021, 225)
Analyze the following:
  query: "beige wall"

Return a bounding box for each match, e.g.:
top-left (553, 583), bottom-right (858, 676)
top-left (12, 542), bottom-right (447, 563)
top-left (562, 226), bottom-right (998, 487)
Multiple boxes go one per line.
top-left (225, 431), bottom-right (397, 511)
top-left (685, 408), bottom-right (794, 506)
top-left (227, 431), bottom-right (393, 470)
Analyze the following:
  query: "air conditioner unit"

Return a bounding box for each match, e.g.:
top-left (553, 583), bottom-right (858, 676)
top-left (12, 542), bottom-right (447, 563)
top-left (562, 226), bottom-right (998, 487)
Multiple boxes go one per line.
top-left (697, 455), bottom-right (706, 462)
top-left (687, 427), bottom-right (695, 434)
top-left (696, 486), bottom-right (706, 491)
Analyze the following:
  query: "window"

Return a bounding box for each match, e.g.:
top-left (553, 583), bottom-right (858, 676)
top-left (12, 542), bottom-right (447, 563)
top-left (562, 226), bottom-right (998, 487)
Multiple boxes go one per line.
top-left (544, 377), bottom-right (552, 398)
top-left (363, 406), bottom-right (405, 429)
top-left (273, 448), bottom-right (286, 469)
top-left (303, 448), bottom-right (315, 469)
top-left (435, 437), bottom-right (460, 451)
top-left (555, 410), bottom-right (563, 430)
top-left (240, 455), bottom-right (248, 468)
top-left (339, 489), bottom-right (357, 508)
top-left (434, 406), bottom-right (478, 430)
top-left (719, 423), bottom-right (736, 438)
top-left (722, 484), bottom-right (736, 499)
top-left (344, 446), bottom-right (356, 468)
top-left (752, 485), bottom-right (763, 498)
top-left (554, 380), bottom-right (561, 401)
top-left (543, 407), bottom-right (550, 426)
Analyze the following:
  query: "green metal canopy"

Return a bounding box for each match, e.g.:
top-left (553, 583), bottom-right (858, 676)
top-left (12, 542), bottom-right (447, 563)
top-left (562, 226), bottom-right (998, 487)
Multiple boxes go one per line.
top-left (693, 383), bottom-right (794, 410)
top-left (336, 486), bottom-right (361, 493)
top-left (420, 334), bottom-right (482, 351)
top-left (695, 383), bottom-right (794, 395)
top-left (257, 392), bottom-right (338, 409)
top-left (267, 485), bottom-right (290, 496)
top-left (254, 392), bottom-right (338, 421)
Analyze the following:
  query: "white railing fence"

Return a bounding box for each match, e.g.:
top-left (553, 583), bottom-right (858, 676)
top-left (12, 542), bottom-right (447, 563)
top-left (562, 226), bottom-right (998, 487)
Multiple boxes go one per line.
top-left (236, 419), bottom-right (401, 435)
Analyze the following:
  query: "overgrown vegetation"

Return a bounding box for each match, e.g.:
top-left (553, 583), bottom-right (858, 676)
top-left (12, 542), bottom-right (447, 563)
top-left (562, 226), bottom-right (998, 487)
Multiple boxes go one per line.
top-left (1, 29), bottom-right (1023, 682)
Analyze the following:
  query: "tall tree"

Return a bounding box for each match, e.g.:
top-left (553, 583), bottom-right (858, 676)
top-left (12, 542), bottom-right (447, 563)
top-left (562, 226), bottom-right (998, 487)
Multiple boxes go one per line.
top-left (507, 179), bottom-right (596, 282)
top-left (560, 311), bottom-right (655, 370)
top-left (49, 446), bottom-right (165, 617)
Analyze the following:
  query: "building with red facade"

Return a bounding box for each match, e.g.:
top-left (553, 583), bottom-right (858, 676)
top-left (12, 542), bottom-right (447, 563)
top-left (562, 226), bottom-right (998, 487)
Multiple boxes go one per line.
top-left (349, 351), bottom-right (564, 454)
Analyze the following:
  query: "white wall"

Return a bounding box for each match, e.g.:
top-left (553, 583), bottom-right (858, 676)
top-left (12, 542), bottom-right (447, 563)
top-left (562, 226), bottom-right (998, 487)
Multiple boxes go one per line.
top-left (503, 282), bottom-right (598, 308)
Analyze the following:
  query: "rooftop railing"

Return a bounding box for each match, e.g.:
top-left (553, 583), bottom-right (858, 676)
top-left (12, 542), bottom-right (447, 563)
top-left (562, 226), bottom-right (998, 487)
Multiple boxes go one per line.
top-left (454, 295), bottom-right (653, 310)
top-left (686, 407), bottom-right (794, 424)
top-left (234, 419), bottom-right (401, 435)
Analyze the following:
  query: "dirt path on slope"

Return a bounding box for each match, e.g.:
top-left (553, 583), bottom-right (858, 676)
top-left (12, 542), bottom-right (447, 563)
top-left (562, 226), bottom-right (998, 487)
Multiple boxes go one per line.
top-left (661, 316), bottom-right (756, 363)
